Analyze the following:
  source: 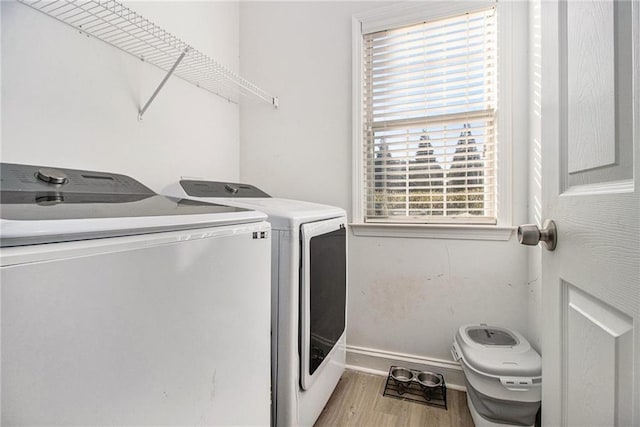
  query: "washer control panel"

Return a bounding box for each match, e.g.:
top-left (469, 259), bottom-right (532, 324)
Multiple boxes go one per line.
top-left (1, 163), bottom-right (154, 196)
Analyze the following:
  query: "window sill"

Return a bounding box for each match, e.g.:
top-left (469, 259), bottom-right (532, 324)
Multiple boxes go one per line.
top-left (349, 223), bottom-right (515, 241)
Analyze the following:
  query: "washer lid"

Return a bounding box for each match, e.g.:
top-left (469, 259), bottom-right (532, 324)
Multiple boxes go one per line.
top-left (454, 324), bottom-right (541, 378)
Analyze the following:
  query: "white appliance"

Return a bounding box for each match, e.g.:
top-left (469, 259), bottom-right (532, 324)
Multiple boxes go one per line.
top-left (0, 163), bottom-right (272, 425)
top-left (451, 324), bottom-right (541, 427)
top-left (164, 180), bottom-right (347, 427)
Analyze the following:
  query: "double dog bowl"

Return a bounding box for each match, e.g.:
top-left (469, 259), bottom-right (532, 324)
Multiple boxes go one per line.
top-left (383, 365), bottom-right (448, 409)
top-left (389, 366), bottom-right (443, 391)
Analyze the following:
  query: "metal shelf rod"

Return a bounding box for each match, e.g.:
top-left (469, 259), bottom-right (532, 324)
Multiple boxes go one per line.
top-left (138, 48), bottom-right (189, 121)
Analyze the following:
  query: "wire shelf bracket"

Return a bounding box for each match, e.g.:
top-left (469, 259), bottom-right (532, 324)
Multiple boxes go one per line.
top-left (17, 0), bottom-right (280, 118)
top-left (138, 48), bottom-right (188, 120)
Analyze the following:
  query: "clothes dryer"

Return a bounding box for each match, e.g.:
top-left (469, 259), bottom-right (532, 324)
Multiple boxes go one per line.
top-left (1, 163), bottom-right (271, 425)
top-left (164, 180), bottom-right (347, 427)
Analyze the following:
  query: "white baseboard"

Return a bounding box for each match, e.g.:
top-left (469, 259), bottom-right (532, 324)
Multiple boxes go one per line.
top-left (345, 345), bottom-right (467, 392)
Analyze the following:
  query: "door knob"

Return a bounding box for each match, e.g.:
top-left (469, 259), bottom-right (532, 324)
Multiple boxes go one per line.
top-left (517, 219), bottom-right (557, 251)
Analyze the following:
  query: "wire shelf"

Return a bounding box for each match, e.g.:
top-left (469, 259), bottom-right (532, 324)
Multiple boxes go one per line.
top-left (18, 0), bottom-right (278, 112)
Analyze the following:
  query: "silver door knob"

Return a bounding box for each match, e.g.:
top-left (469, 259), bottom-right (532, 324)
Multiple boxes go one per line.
top-left (517, 219), bottom-right (557, 251)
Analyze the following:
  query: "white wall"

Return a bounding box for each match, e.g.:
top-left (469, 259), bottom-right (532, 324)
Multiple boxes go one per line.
top-left (1, 1), bottom-right (240, 191)
top-left (239, 1), bottom-right (374, 208)
top-left (240, 1), bottom-right (532, 380)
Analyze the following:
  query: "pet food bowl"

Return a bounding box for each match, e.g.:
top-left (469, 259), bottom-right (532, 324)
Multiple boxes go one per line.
top-left (416, 372), bottom-right (443, 388)
top-left (390, 367), bottom-right (413, 383)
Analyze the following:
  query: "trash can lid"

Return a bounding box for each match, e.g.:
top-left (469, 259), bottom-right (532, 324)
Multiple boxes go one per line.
top-left (467, 326), bottom-right (519, 346)
top-left (454, 324), bottom-right (541, 378)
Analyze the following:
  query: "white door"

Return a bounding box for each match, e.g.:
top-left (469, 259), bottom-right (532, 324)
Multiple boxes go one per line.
top-left (299, 217), bottom-right (347, 392)
top-left (541, 0), bottom-right (639, 425)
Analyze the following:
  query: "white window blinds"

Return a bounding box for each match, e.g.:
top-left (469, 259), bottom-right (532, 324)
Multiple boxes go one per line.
top-left (362, 7), bottom-right (497, 224)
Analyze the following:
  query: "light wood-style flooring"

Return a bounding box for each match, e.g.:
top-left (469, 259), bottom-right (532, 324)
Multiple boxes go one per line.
top-left (314, 370), bottom-right (474, 427)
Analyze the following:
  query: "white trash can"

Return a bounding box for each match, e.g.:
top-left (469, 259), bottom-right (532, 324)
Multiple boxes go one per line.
top-left (452, 324), bottom-right (541, 427)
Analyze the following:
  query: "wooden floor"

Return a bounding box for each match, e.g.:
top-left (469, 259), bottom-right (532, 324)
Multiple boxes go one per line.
top-left (314, 370), bottom-right (474, 427)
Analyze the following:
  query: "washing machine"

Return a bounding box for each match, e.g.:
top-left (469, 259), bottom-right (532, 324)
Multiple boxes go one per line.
top-left (0, 163), bottom-right (272, 425)
top-left (164, 180), bottom-right (347, 427)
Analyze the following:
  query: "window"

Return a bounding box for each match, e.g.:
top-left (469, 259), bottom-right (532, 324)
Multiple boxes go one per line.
top-left (353, 2), bottom-right (510, 229)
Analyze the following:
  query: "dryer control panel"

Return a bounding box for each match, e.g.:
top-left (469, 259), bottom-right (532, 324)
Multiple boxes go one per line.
top-left (180, 180), bottom-right (271, 198)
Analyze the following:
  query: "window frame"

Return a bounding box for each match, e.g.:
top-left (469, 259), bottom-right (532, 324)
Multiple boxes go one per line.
top-left (351, 0), bottom-right (515, 240)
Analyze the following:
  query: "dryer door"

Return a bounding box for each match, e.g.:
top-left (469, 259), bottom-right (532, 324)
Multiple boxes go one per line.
top-left (299, 216), bottom-right (347, 391)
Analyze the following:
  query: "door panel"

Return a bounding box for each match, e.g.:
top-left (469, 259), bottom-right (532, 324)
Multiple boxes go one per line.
top-left (541, 0), bottom-right (639, 425)
top-left (566, 0), bottom-right (615, 173)
top-left (563, 0), bottom-right (635, 188)
top-left (563, 282), bottom-right (634, 426)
